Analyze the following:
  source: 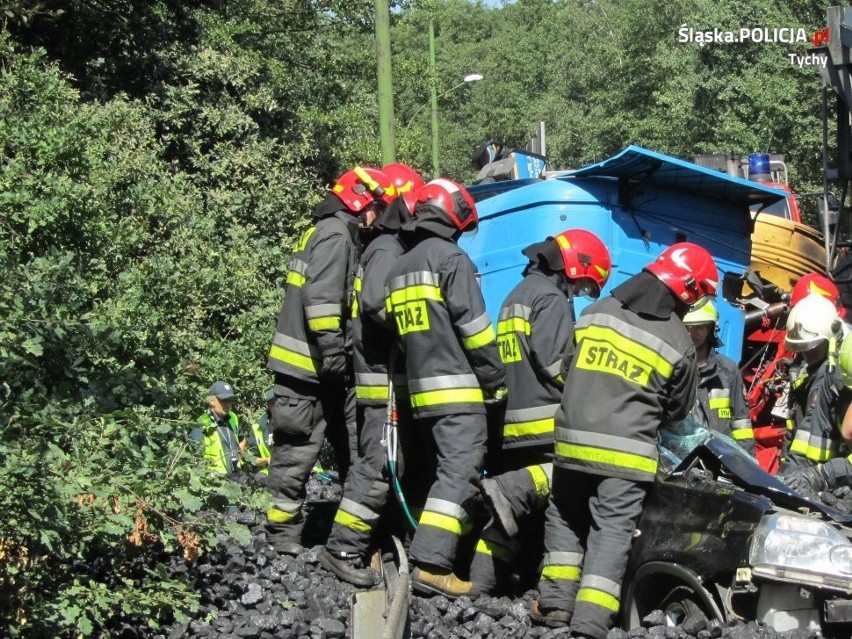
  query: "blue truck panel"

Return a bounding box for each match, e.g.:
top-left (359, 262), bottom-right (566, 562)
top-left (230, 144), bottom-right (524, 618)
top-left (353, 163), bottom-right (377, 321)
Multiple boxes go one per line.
top-left (460, 146), bottom-right (788, 363)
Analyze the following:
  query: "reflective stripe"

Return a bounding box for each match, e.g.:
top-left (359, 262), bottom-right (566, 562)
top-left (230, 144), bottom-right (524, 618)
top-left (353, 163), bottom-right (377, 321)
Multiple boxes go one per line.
top-left (387, 272), bottom-right (443, 306)
top-left (462, 323), bottom-right (497, 350)
top-left (389, 270), bottom-right (441, 289)
top-left (424, 498), bottom-right (467, 521)
top-left (541, 565), bottom-right (582, 581)
top-left (577, 575), bottom-right (621, 612)
top-left (543, 551), bottom-right (584, 566)
top-left (286, 271), bottom-right (305, 287)
top-left (355, 373), bottom-right (390, 400)
top-left (789, 430), bottom-right (835, 463)
top-left (498, 303), bottom-right (532, 321)
top-left (411, 388), bottom-right (484, 408)
top-left (295, 227), bottom-right (317, 252)
top-left (334, 498), bottom-right (380, 533)
top-left (459, 313), bottom-right (493, 338)
top-left (272, 332), bottom-right (316, 357)
top-left (306, 303), bottom-right (342, 320)
top-left (419, 512), bottom-right (463, 534)
top-left (505, 405), bottom-right (560, 422)
top-left (352, 274), bottom-right (362, 317)
top-left (289, 258), bottom-right (308, 275)
top-left (555, 429), bottom-right (658, 476)
top-left (731, 421), bottom-right (755, 441)
top-left (503, 417), bottom-right (554, 439)
top-left (409, 374), bottom-right (480, 392)
top-left (475, 534), bottom-right (517, 563)
top-left (307, 317), bottom-right (341, 331)
top-left (269, 343), bottom-right (318, 374)
top-left (355, 373), bottom-right (389, 386)
top-left (526, 464), bottom-right (551, 500)
top-left (497, 317), bottom-right (532, 336)
top-left (267, 507), bottom-right (298, 524)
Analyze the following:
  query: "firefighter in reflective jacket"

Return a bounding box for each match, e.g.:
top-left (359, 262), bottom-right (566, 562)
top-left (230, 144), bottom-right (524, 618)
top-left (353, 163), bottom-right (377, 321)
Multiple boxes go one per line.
top-left (468, 229), bottom-right (612, 596)
top-left (191, 381), bottom-right (242, 474)
top-left (682, 300), bottom-right (755, 454)
top-left (779, 293), bottom-right (849, 498)
top-left (264, 166), bottom-right (394, 556)
top-left (319, 164), bottom-right (424, 587)
top-left (531, 243), bottom-right (717, 638)
top-left (385, 178), bottom-right (506, 598)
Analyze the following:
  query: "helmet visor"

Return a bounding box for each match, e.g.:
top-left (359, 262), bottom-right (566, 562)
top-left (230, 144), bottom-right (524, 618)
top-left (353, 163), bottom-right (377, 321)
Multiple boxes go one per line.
top-left (573, 277), bottom-right (602, 301)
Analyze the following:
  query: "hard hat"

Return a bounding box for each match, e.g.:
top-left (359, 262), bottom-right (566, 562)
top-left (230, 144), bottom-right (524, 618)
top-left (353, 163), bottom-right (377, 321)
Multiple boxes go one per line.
top-left (790, 273), bottom-right (840, 308)
top-left (208, 381), bottom-right (235, 400)
top-left (382, 163), bottom-right (425, 215)
top-left (331, 166), bottom-right (395, 213)
top-left (552, 229), bottom-right (611, 299)
top-left (644, 243), bottom-right (719, 306)
top-left (413, 178), bottom-right (478, 233)
top-left (839, 336), bottom-right (852, 387)
top-left (784, 293), bottom-right (841, 353)
top-left (683, 300), bottom-right (719, 326)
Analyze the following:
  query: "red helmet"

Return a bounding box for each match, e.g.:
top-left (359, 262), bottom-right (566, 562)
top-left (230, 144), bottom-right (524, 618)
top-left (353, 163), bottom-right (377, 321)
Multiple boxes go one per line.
top-left (644, 242), bottom-right (719, 306)
top-left (414, 178), bottom-right (478, 232)
top-left (790, 272), bottom-right (840, 308)
top-left (552, 229), bottom-right (612, 299)
top-left (331, 166), bottom-right (395, 213)
top-left (382, 163), bottom-right (424, 215)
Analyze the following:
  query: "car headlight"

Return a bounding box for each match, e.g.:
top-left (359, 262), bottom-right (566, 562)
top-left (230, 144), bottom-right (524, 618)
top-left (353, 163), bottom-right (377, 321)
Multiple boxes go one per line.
top-left (750, 512), bottom-right (852, 592)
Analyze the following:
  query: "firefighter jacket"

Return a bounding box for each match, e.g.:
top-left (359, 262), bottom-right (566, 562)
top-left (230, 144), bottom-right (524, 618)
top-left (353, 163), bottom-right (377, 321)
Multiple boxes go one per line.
top-left (554, 273), bottom-right (697, 483)
top-left (689, 350), bottom-right (754, 452)
top-left (353, 233), bottom-right (405, 405)
top-left (385, 236), bottom-right (505, 418)
top-left (266, 211), bottom-right (359, 384)
top-left (787, 357), bottom-right (846, 465)
top-left (192, 411), bottom-right (241, 474)
top-left (497, 268), bottom-right (573, 452)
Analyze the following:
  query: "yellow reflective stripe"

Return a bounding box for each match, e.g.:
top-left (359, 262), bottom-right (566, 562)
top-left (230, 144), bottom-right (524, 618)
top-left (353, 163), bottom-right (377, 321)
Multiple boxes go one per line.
top-left (786, 419), bottom-right (795, 432)
top-left (731, 429), bottom-right (755, 441)
top-left (266, 508), bottom-right (298, 524)
top-left (268, 343), bottom-right (318, 373)
top-left (355, 385), bottom-right (390, 401)
top-left (307, 317), bottom-right (341, 331)
top-left (577, 587), bottom-right (620, 612)
top-left (295, 226), bottom-right (317, 252)
top-left (541, 565), bottom-right (581, 582)
top-left (419, 511), bottom-right (463, 535)
top-left (286, 271), bottom-right (306, 287)
top-left (475, 537), bottom-right (514, 563)
top-left (497, 317), bottom-right (531, 336)
top-left (526, 465), bottom-right (551, 500)
top-left (575, 324), bottom-right (674, 383)
top-left (389, 285), bottom-right (443, 305)
top-left (334, 510), bottom-right (372, 534)
top-left (789, 439), bottom-right (833, 463)
top-left (503, 417), bottom-right (554, 439)
top-left (708, 397), bottom-right (731, 410)
top-left (555, 442), bottom-right (657, 475)
top-left (462, 325), bottom-right (496, 350)
top-left (410, 388), bottom-right (484, 408)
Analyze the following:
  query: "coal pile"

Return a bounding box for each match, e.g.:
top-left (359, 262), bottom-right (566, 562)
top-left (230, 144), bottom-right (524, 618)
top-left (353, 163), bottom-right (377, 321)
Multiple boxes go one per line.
top-left (152, 475), bottom-right (817, 639)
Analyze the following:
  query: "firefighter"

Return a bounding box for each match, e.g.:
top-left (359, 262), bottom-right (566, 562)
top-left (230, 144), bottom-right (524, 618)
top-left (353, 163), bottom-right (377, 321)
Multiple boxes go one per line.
top-left (530, 242), bottom-right (718, 638)
top-left (779, 293), bottom-right (847, 498)
top-left (468, 229), bottom-right (612, 596)
top-left (318, 164), bottom-right (424, 587)
top-left (385, 178), bottom-right (506, 598)
top-left (682, 300), bottom-right (755, 454)
top-left (264, 166), bottom-right (394, 556)
top-left (191, 381), bottom-right (242, 475)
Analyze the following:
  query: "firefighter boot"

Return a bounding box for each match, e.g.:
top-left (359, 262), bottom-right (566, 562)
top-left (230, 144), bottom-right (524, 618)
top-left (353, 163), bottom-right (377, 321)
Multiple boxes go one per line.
top-left (411, 565), bottom-right (482, 599)
top-left (480, 477), bottom-right (519, 538)
top-left (318, 549), bottom-right (380, 588)
top-left (529, 599), bottom-right (571, 629)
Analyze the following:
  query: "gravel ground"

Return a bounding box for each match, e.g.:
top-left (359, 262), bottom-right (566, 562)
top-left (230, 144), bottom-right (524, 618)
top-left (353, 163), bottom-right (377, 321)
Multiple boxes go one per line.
top-left (151, 475), bottom-right (828, 639)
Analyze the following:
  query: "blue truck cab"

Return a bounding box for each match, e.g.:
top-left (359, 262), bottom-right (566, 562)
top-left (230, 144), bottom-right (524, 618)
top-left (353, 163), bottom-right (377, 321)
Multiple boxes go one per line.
top-left (459, 145), bottom-right (789, 362)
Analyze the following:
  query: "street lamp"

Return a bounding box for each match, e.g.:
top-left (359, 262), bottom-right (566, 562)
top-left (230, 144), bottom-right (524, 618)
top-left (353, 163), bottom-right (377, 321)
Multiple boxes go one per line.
top-left (402, 74), bottom-right (483, 133)
top-left (429, 70), bottom-right (483, 178)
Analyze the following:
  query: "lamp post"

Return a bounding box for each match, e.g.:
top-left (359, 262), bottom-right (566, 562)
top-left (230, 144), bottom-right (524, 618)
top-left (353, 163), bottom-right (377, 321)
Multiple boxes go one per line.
top-left (402, 73), bottom-right (483, 135)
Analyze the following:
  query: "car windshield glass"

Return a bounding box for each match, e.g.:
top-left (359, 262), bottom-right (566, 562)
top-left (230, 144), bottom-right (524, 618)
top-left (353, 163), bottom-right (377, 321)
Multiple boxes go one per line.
top-left (659, 418), bottom-right (710, 465)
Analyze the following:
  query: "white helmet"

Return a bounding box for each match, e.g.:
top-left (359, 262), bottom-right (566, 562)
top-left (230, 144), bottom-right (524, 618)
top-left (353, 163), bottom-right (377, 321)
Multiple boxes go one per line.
top-left (784, 293), bottom-right (842, 353)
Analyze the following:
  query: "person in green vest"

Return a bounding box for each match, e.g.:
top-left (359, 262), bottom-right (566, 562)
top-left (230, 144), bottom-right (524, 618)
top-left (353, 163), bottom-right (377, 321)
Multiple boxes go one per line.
top-left (190, 381), bottom-right (243, 475)
top-left (242, 388), bottom-right (274, 476)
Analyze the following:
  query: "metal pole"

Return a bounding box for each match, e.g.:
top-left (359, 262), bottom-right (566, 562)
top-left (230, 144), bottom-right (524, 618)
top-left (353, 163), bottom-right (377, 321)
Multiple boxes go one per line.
top-left (375, 0), bottom-right (395, 164)
top-left (429, 18), bottom-right (440, 178)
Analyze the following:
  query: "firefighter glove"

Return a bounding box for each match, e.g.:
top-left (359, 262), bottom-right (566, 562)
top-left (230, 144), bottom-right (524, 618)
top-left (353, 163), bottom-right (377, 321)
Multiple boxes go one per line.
top-left (320, 353), bottom-right (347, 383)
top-left (782, 464), bottom-right (830, 499)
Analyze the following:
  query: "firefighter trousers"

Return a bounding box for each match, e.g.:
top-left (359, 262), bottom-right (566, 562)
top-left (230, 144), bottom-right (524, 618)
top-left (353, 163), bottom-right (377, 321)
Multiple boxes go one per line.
top-left (469, 462), bottom-right (552, 592)
top-left (538, 467), bottom-right (647, 639)
top-left (409, 412), bottom-right (488, 572)
top-left (265, 378), bottom-right (356, 546)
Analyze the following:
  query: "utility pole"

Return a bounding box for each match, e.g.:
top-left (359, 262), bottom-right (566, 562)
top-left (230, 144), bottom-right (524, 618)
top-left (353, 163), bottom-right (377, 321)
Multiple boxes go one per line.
top-left (429, 18), bottom-right (440, 178)
top-left (375, 0), bottom-right (395, 164)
